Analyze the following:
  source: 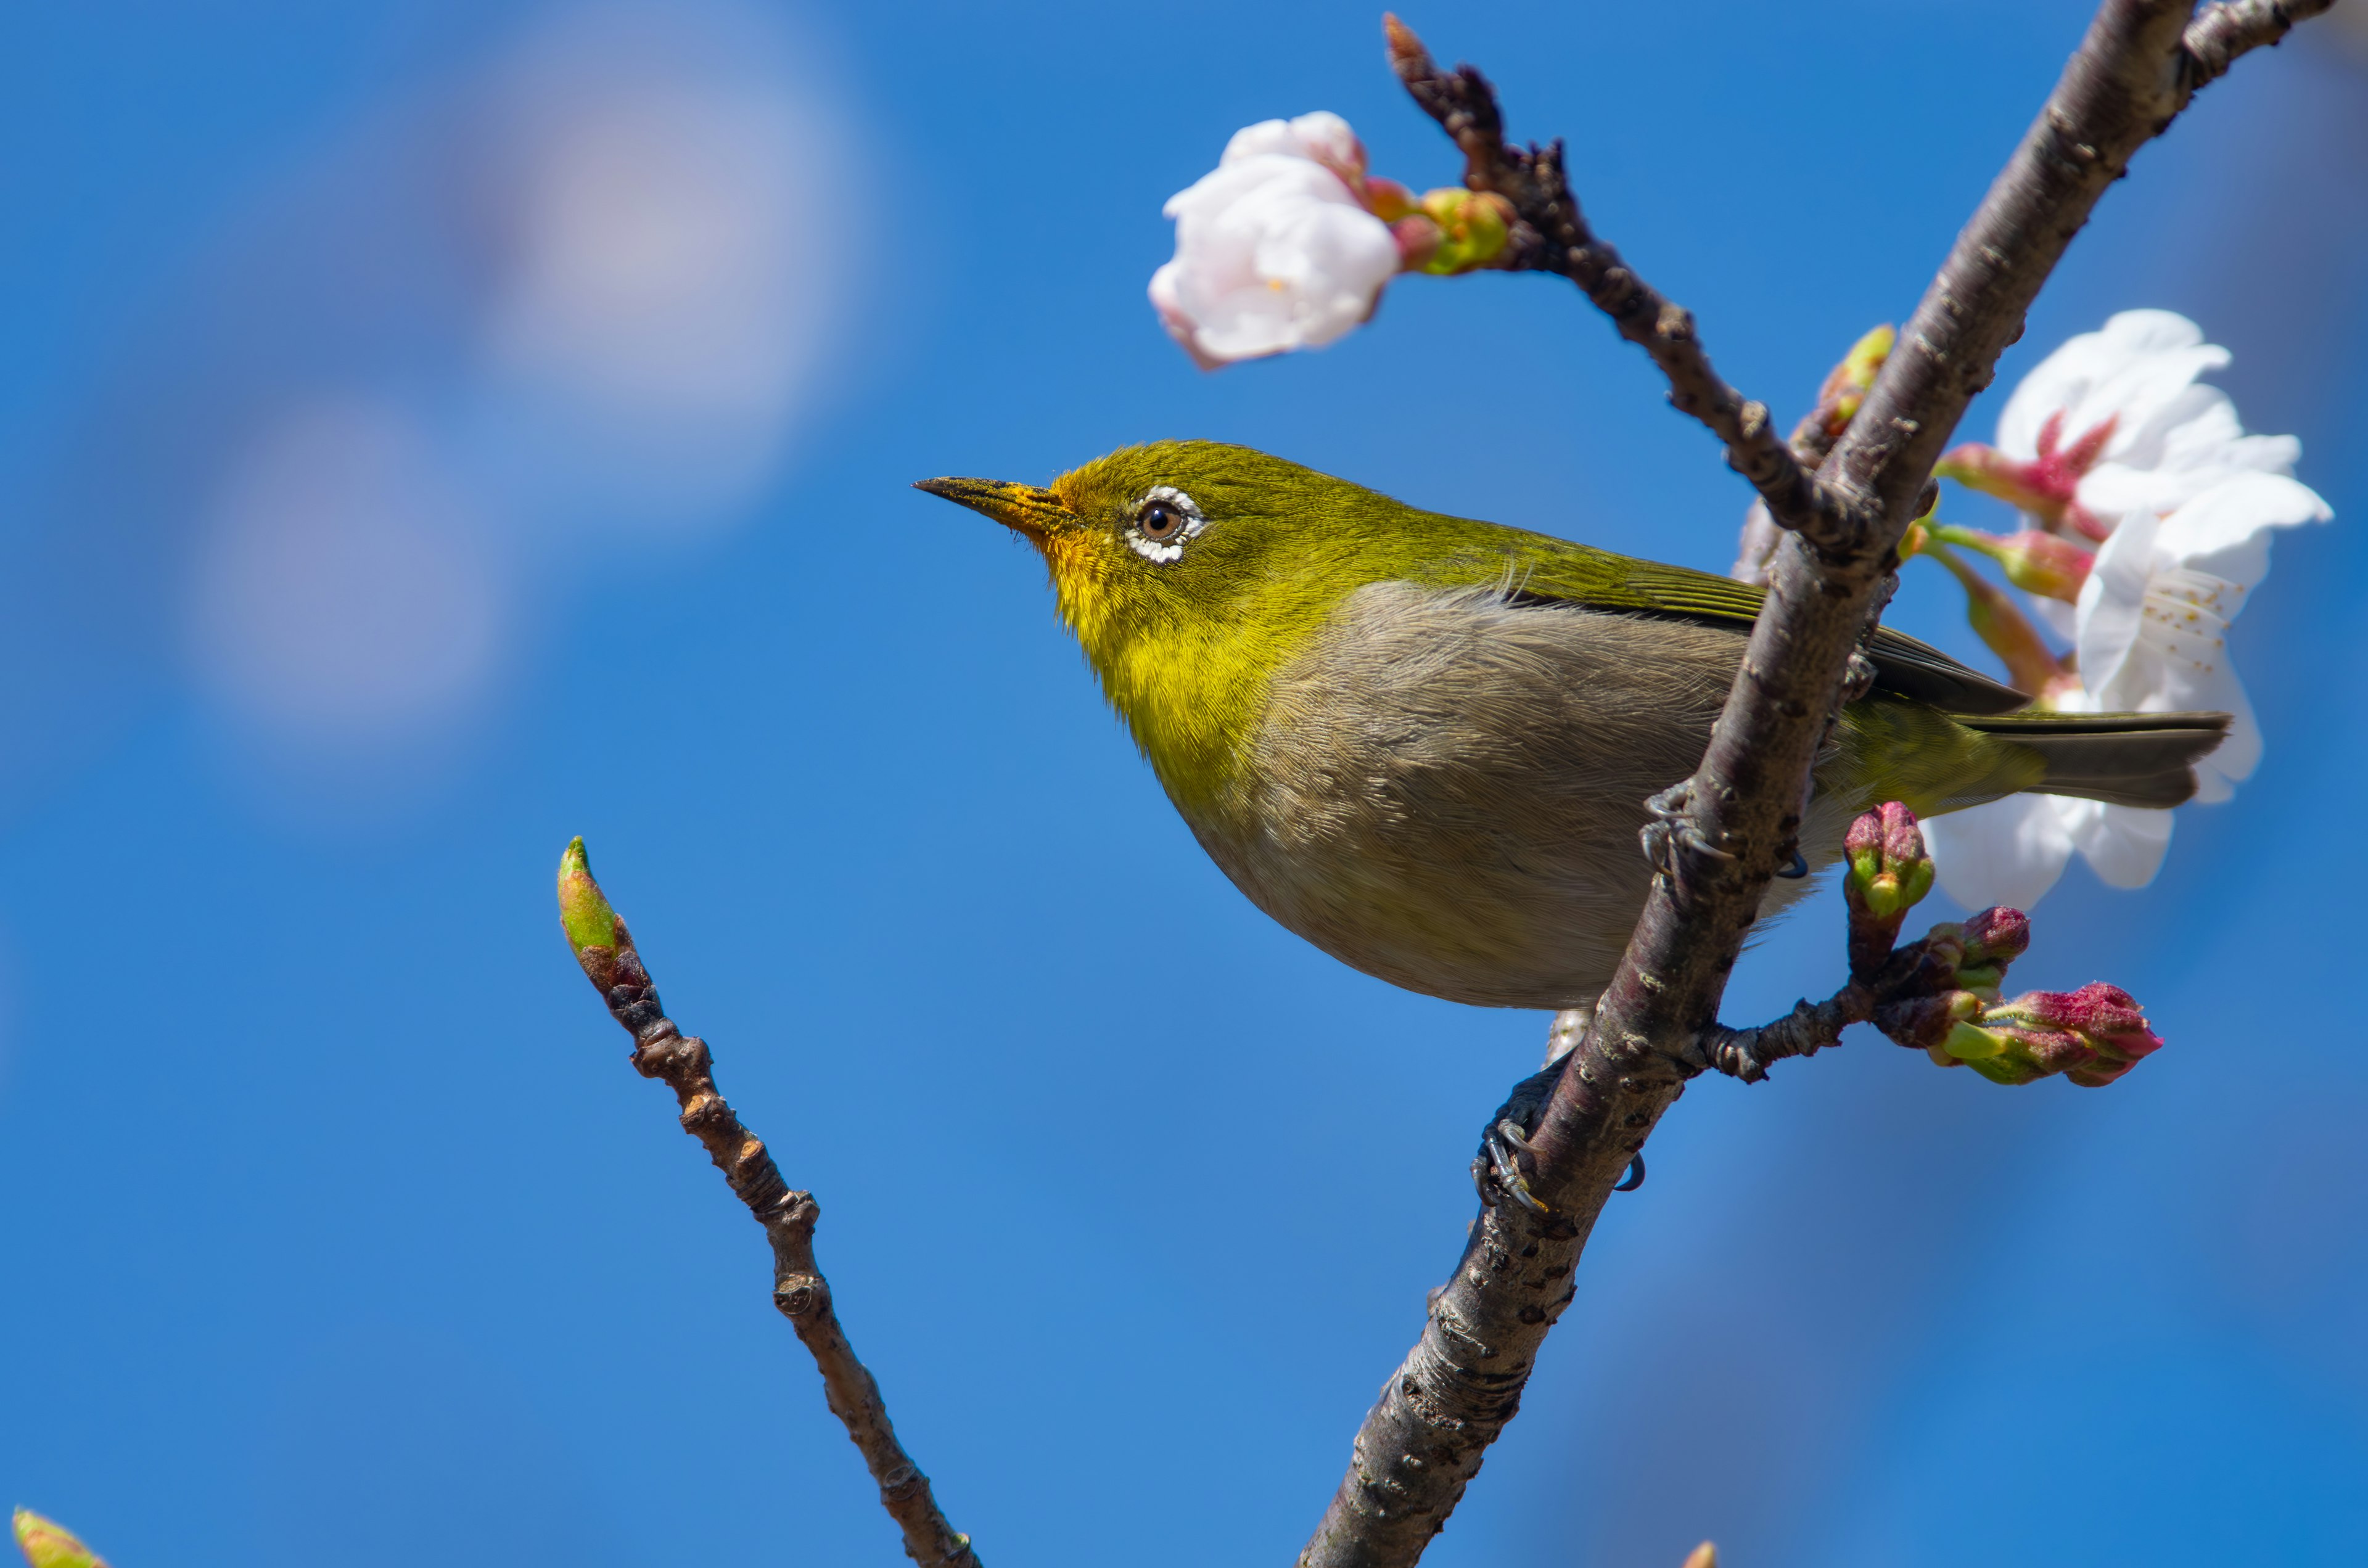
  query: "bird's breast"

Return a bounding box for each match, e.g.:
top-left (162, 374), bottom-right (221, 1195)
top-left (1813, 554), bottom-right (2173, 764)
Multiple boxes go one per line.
top-left (1175, 580), bottom-right (1841, 1008)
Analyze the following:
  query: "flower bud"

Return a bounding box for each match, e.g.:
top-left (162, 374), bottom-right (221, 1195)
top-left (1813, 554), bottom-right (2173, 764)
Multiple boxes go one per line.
top-left (1362, 177), bottom-right (1418, 223)
top-left (1918, 905), bottom-right (2031, 999)
top-left (557, 836), bottom-right (620, 956)
top-left (1939, 982), bottom-right (2163, 1087)
top-left (1873, 987), bottom-right (1984, 1060)
top-left (13, 1511), bottom-right (109, 1568)
top-left (1845, 802), bottom-right (1933, 920)
top-left (1413, 187), bottom-right (1514, 275)
top-left (1807, 325), bottom-right (1894, 438)
top-left (1844, 802), bottom-right (1934, 979)
top-left (1959, 905), bottom-right (2031, 967)
top-left (1390, 213), bottom-right (1442, 271)
top-left (1931, 525), bottom-right (2094, 602)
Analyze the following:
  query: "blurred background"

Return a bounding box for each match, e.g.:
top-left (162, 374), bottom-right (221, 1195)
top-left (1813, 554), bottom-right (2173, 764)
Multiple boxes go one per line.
top-left (3, 2), bottom-right (2364, 1564)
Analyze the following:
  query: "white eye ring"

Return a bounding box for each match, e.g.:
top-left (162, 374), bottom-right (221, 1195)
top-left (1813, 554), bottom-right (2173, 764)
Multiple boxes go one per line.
top-left (1125, 485), bottom-right (1206, 564)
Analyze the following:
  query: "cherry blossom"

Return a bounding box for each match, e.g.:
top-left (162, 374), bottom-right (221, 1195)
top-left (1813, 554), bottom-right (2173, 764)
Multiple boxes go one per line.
top-left (1148, 112), bottom-right (1404, 368)
top-left (1923, 315), bottom-right (2331, 911)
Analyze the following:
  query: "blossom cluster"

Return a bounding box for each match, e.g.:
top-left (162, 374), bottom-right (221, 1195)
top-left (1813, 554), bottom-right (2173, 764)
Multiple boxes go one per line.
top-left (1912, 311), bottom-right (2333, 910)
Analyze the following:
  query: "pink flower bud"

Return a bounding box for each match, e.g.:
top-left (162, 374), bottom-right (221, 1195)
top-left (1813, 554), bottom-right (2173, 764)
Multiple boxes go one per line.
top-left (1844, 802), bottom-right (1933, 920)
top-left (1362, 177), bottom-right (1418, 222)
top-left (1941, 982), bottom-right (2163, 1087)
top-left (1959, 906), bottom-right (2031, 966)
top-left (1391, 213), bottom-right (1443, 270)
top-left (1844, 803), bottom-right (1936, 978)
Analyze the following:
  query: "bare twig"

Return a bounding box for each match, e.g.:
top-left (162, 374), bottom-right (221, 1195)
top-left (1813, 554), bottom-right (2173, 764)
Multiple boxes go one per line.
top-left (1384, 17), bottom-right (1851, 553)
top-left (557, 841), bottom-right (978, 1568)
top-left (1300, 7), bottom-right (2329, 1564)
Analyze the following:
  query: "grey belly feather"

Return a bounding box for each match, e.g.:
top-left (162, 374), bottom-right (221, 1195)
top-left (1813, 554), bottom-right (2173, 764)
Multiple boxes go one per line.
top-left (1185, 581), bottom-right (1854, 1009)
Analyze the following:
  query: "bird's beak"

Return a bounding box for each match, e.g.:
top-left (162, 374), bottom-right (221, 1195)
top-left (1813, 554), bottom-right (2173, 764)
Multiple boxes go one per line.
top-left (913, 476), bottom-right (1078, 543)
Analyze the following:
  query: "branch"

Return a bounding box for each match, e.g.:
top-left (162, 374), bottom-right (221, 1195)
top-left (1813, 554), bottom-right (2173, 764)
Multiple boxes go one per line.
top-left (2182, 0), bottom-right (2332, 88)
top-left (1384, 17), bottom-right (1851, 553)
top-left (557, 841), bottom-right (979, 1568)
top-left (1301, 7), bottom-right (2328, 1564)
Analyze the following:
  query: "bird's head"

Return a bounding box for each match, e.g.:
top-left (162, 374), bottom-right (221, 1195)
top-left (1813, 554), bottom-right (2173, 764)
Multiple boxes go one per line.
top-left (916, 440), bottom-right (1398, 646)
top-left (917, 440), bottom-right (1420, 799)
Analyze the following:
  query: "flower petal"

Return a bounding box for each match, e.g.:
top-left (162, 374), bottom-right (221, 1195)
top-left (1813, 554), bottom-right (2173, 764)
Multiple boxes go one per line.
top-left (2152, 470), bottom-right (2332, 577)
top-left (2059, 798), bottom-right (2174, 889)
top-left (1221, 111), bottom-right (1366, 186)
top-left (2191, 672), bottom-right (2261, 796)
top-left (1994, 310), bottom-right (2220, 461)
top-left (2095, 308), bottom-right (2209, 356)
top-left (1923, 795), bottom-right (2076, 912)
top-left (2074, 506), bottom-right (2162, 697)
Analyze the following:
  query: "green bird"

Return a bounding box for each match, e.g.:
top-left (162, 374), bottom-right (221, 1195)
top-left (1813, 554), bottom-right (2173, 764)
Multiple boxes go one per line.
top-left (918, 442), bottom-right (2228, 1011)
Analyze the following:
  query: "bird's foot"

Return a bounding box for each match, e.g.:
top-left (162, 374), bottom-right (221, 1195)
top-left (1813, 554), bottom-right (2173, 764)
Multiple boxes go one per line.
top-left (1841, 648), bottom-right (1878, 704)
top-left (1482, 1119), bottom-right (1552, 1213)
top-left (1641, 777), bottom-right (1735, 886)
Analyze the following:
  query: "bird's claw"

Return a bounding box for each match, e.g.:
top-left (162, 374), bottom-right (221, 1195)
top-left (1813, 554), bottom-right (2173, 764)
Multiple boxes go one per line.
top-left (1484, 1119), bottom-right (1552, 1213)
top-left (1640, 778), bottom-right (1735, 886)
top-left (1841, 649), bottom-right (1878, 704)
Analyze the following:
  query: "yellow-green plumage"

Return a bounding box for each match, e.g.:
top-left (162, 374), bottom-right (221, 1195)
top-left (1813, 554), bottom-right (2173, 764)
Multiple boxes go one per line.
top-left (920, 441), bottom-right (2228, 1009)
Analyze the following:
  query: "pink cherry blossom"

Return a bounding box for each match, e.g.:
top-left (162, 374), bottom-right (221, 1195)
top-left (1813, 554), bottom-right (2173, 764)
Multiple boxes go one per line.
top-left (1148, 112), bottom-right (1404, 367)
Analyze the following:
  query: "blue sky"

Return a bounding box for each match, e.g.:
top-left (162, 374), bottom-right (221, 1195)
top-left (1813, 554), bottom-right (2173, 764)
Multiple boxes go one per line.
top-left (4, 4), bottom-right (2366, 1566)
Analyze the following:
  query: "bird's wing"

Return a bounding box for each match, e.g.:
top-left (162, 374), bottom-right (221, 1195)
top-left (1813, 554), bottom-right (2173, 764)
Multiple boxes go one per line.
top-left (1426, 535), bottom-right (2033, 716)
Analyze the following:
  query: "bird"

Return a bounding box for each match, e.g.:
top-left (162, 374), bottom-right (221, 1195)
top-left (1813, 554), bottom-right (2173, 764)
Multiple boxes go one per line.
top-left (917, 441), bottom-right (2229, 1012)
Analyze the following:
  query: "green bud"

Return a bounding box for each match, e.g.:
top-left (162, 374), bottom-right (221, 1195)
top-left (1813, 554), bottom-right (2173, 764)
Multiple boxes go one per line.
top-left (14, 1511), bottom-right (109, 1568)
top-left (1808, 324), bottom-right (1894, 438)
top-left (557, 837), bottom-right (620, 955)
top-left (1414, 187), bottom-right (1514, 275)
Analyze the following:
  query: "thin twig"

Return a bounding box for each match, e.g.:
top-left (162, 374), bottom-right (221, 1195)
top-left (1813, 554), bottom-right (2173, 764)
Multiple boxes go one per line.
top-left (1299, 7), bottom-right (2330, 1564)
top-left (557, 841), bottom-right (978, 1568)
top-left (1384, 17), bottom-right (1852, 553)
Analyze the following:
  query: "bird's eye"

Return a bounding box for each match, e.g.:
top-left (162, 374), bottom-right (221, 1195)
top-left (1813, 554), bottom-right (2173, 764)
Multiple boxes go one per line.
top-left (1124, 486), bottom-right (1204, 564)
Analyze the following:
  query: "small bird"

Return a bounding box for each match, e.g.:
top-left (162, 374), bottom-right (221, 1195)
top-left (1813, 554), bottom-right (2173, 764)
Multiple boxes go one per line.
top-left (919, 443), bottom-right (2228, 1011)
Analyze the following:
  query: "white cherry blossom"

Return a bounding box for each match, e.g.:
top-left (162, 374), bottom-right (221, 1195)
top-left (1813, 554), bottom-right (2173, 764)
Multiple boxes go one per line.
top-left (1926, 452), bottom-right (2331, 911)
top-left (1989, 309), bottom-right (2303, 537)
top-left (1149, 112), bottom-right (1403, 367)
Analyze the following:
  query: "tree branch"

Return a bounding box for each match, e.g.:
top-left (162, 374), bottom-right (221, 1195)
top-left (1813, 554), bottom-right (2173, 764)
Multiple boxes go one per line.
top-left (1301, 7), bottom-right (2330, 1564)
top-left (1384, 17), bottom-right (1851, 553)
top-left (557, 842), bottom-right (978, 1568)
top-left (2181, 0), bottom-right (2333, 89)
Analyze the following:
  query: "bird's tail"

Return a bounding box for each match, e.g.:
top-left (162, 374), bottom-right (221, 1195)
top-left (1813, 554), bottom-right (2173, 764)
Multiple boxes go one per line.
top-left (1959, 709), bottom-right (2233, 809)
